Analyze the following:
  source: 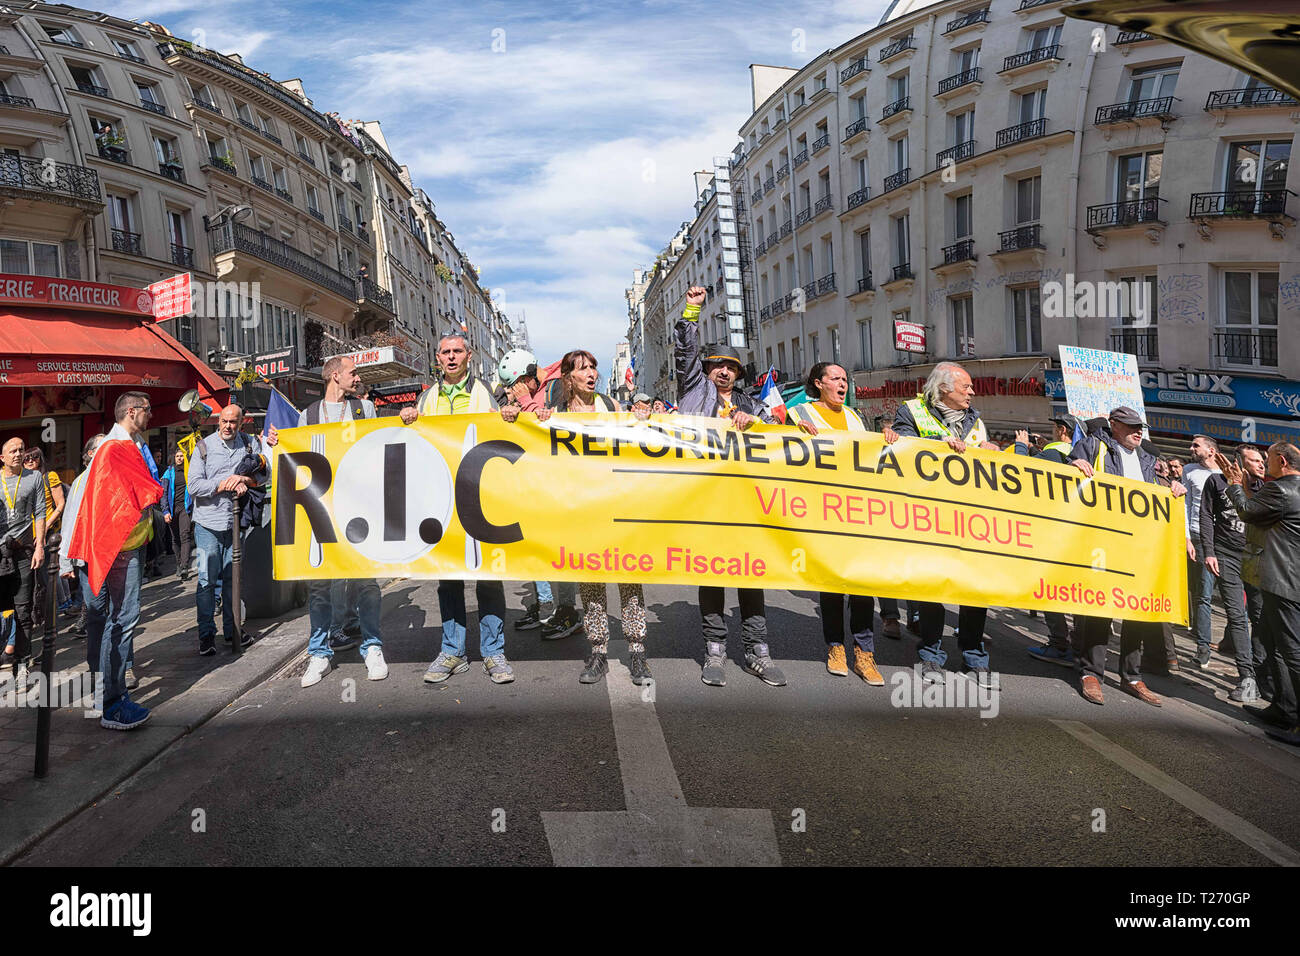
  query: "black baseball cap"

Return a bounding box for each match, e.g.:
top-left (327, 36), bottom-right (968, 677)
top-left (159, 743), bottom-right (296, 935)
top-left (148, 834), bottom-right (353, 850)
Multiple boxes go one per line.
top-left (702, 344), bottom-right (744, 375)
top-left (1109, 405), bottom-right (1146, 427)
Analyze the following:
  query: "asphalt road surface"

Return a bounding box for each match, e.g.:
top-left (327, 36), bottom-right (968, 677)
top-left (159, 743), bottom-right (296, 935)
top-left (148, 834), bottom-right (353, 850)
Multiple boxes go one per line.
top-left (16, 581), bottom-right (1300, 866)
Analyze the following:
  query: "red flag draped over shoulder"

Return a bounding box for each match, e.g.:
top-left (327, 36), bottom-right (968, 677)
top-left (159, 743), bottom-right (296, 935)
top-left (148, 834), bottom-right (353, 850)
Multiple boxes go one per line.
top-left (66, 440), bottom-right (162, 594)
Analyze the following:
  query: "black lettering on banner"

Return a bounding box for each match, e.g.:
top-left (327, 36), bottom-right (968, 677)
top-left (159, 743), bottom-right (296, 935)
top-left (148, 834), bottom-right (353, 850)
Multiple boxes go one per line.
top-left (811, 438), bottom-right (835, 470)
top-left (783, 435), bottom-right (810, 466)
top-left (876, 448), bottom-right (903, 477)
top-left (384, 443), bottom-right (405, 541)
top-left (942, 454), bottom-right (970, 486)
top-left (1153, 495), bottom-right (1171, 523)
top-left (742, 431), bottom-right (769, 463)
top-left (706, 429), bottom-right (741, 461)
top-left (274, 452), bottom-right (336, 545)
top-left (971, 457), bottom-right (997, 491)
top-left (999, 461), bottom-right (1023, 495)
top-left (455, 439), bottom-right (525, 544)
top-left (550, 428), bottom-right (578, 456)
top-left (915, 449), bottom-right (940, 481)
top-left (581, 432), bottom-right (607, 456)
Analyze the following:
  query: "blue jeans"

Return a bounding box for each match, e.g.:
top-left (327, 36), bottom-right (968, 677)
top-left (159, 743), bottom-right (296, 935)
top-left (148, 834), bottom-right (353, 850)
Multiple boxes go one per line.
top-left (194, 523), bottom-right (236, 641)
top-left (533, 580), bottom-right (576, 607)
top-left (331, 580), bottom-right (359, 634)
top-left (915, 602), bottom-right (989, 670)
top-left (308, 579), bottom-right (382, 659)
top-left (438, 579), bottom-right (505, 658)
top-left (1189, 558), bottom-right (1216, 650)
top-left (84, 549), bottom-right (142, 709)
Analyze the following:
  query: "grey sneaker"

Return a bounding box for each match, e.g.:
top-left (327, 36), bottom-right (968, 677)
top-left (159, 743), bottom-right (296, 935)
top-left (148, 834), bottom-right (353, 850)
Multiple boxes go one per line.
top-left (701, 640), bottom-right (727, 686)
top-left (483, 654), bottom-right (514, 684)
top-left (920, 660), bottom-right (945, 684)
top-left (1229, 677), bottom-right (1259, 703)
top-left (1196, 646), bottom-right (1213, 669)
top-left (743, 643), bottom-right (787, 687)
top-left (125, 666), bottom-right (138, 690)
top-left (423, 653), bottom-right (469, 684)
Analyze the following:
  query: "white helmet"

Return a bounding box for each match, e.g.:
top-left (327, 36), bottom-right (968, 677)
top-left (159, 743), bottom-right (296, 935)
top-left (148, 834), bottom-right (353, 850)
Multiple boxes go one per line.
top-left (497, 348), bottom-right (537, 387)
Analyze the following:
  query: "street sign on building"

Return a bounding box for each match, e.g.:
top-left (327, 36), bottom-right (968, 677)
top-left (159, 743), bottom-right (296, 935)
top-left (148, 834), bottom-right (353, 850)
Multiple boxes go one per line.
top-left (252, 347), bottom-right (297, 380)
top-left (147, 273), bottom-right (192, 322)
top-left (893, 319), bottom-right (927, 353)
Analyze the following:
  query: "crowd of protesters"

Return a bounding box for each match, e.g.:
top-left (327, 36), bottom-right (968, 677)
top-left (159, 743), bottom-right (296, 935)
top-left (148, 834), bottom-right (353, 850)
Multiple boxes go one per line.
top-left (10, 285), bottom-right (1299, 746)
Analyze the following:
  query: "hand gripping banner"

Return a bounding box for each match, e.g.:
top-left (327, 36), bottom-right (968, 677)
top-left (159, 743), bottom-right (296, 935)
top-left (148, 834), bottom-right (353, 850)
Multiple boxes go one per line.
top-left (271, 413), bottom-right (1189, 624)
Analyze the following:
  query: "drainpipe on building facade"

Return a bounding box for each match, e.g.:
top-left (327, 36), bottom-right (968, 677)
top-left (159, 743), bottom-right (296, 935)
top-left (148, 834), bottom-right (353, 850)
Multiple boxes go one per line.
top-left (916, 14), bottom-right (936, 367)
top-left (17, 18), bottom-right (98, 281)
top-left (1066, 33), bottom-right (1100, 350)
top-left (786, 86), bottom-right (807, 353)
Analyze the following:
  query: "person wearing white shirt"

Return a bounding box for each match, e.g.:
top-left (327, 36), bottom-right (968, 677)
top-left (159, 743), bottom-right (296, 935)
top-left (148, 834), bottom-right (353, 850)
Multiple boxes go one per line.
top-left (1183, 435), bottom-right (1222, 669)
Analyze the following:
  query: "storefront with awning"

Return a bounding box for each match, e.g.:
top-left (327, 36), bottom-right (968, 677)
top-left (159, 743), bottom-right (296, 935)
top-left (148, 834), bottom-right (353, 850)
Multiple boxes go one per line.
top-left (0, 274), bottom-right (230, 480)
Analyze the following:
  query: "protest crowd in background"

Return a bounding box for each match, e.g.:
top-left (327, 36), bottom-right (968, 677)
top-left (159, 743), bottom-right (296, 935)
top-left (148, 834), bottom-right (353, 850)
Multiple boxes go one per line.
top-left (5, 284), bottom-right (1299, 747)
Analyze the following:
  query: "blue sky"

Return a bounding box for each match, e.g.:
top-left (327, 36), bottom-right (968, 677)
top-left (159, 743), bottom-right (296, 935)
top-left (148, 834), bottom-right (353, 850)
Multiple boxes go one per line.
top-left (109, 0), bottom-right (897, 367)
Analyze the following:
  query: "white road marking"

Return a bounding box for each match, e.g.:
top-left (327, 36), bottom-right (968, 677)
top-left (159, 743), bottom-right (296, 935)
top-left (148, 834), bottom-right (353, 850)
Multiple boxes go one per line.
top-left (1052, 719), bottom-right (1300, 867)
top-left (543, 642), bottom-right (781, 866)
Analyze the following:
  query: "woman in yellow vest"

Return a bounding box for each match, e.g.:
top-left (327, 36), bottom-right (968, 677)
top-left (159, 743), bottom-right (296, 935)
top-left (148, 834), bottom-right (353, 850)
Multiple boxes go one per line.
top-left (794, 362), bottom-right (885, 686)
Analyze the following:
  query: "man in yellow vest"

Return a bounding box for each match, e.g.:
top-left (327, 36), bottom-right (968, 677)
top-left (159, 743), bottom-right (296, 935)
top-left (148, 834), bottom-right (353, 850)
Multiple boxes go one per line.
top-left (884, 361), bottom-right (999, 685)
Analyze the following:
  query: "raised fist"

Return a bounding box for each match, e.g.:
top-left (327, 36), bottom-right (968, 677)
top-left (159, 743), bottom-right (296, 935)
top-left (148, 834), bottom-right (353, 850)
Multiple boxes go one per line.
top-left (686, 286), bottom-right (707, 307)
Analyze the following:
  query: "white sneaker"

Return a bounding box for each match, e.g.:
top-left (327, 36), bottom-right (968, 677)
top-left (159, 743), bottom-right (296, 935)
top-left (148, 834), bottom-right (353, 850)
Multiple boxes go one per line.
top-left (365, 646), bottom-right (388, 681)
top-left (15, 663), bottom-right (29, 688)
top-left (300, 655), bottom-right (331, 688)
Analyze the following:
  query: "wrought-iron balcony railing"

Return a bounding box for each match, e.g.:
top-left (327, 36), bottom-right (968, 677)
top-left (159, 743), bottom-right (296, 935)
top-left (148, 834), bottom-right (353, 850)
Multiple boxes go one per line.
top-left (308, 206), bottom-right (325, 221)
top-left (115, 51), bottom-right (146, 63)
top-left (208, 154), bottom-right (236, 174)
top-left (812, 133), bottom-right (830, 153)
top-left (776, 162), bottom-right (790, 181)
top-left (814, 195), bottom-right (833, 216)
top-left (171, 242), bottom-right (194, 267)
top-left (251, 175), bottom-right (274, 193)
top-left (1001, 44), bottom-right (1061, 72)
top-left (239, 117), bottom-right (259, 133)
top-left (1189, 190), bottom-right (1296, 219)
top-left (754, 238), bottom-right (768, 256)
top-left (1018, 0), bottom-right (1061, 8)
top-left (190, 98), bottom-right (223, 115)
top-left (260, 129), bottom-right (283, 146)
top-left (937, 140), bottom-right (976, 167)
top-left (942, 238), bottom-right (976, 264)
top-left (357, 228), bottom-right (372, 244)
top-left (995, 117), bottom-right (1047, 148)
top-left (0, 155), bottom-right (102, 203)
top-left (999, 223), bottom-right (1042, 251)
top-left (1215, 328), bottom-right (1278, 368)
top-left (890, 263), bottom-right (914, 282)
top-left (111, 228), bottom-right (142, 255)
top-left (793, 149), bottom-right (809, 168)
top-left (276, 186), bottom-right (294, 204)
top-left (1114, 30), bottom-right (1153, 45)
top-left (97, 144), bottom-right (130, 164)
top-left (840, 57), bottom-right (870, 82)
top-left (764, 176), bottom-right (776, 191)
top-left (780, 219), bottom-right (793, 237)
top-left (945, 8), bottom-right (990, 33)
top-left (752, 184), bottom-right (764, 201)
top-left (356, 275), bottom-right (395, 312)
top-left (329, 161), bottom-right (343, 176)
top-left (158, 161), bottom-right (184, 182)
top-left (856, 274), bottom-right (874, 294)
top-left (0, 92), bottom-right (36, 108)
top-left (760, 305), bottom-right (771, 321)
top-left (210, 220), bottom-right (357, 299)
top-left (138, 99), bottom-right (167, 115)
top-left (298, 151), bottom-right (316, 166)
top-left (802, 280), bottom-right (817, 301)
top-left (937, 68), bottom-right (981, 95)
top-left (1205, 87), bottom-right (1299, 110)
top-left (795, 207), bottom-right (812, 227)
top-left (1095, 95), bottom-right (1176, 124)
top-left (879, 36), bottom-right (916, 61)
top-left (847, 186), bottom-right (871, 210)
top-left (817, 272), bottom-right (836, 295)
top-left (844, 116), bottom-right (869, 140)
top-left (1109, 327), bottom-right (1159, 362)
top-left (1087, 197), bottom-right (1165, 229)
top-left (882, 95), bottom-right (911, 119)
top-left (76, 82), bottom-right (110, 98)
top-left (883, 168), bottom-right (910, 192)
top-left (48, 35), bottom-right (85, 48)
top-left (766, 230), bottom-right (780, 248)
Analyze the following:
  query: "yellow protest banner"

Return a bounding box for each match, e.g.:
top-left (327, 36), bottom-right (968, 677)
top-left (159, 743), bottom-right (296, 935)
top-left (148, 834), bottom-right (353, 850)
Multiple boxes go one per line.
top-left (271, 413), bottom-right (1188, 624)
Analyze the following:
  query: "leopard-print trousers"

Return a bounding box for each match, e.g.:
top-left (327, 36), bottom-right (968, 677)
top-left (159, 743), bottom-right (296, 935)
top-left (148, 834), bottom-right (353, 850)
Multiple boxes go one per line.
top-left (578, 582), bottom-right (646, 653)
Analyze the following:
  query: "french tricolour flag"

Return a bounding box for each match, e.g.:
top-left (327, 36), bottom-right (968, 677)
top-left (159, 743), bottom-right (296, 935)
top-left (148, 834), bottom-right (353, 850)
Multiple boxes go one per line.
top-left (759, 367), bottom-right (786, 424)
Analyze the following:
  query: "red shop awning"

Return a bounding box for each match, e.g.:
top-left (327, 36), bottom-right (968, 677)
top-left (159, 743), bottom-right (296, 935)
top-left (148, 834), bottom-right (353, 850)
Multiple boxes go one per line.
top-left (0, 308), bottom-right (229, 424)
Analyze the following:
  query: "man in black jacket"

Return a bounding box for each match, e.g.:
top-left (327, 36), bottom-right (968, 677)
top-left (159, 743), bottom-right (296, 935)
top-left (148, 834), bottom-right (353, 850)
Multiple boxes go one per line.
top-left (675, 285), bottom-right (784, 688)
top-left (1200, 445), bottom-right (1267, 702)
top-left (1069, 406), bottom-right (1187, 707)
top-left (1218, 443), bottom-right (1300, 743)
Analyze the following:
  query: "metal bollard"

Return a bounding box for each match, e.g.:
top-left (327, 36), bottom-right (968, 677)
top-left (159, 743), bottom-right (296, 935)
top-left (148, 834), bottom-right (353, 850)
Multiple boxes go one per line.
top-left (230, 524), bottom-right (243, 657)
top-left (34, 531), bottom-right (60, 779)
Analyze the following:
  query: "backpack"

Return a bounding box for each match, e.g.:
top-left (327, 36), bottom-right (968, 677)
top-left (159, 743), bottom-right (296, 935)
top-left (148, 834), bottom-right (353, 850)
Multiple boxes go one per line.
top-left (197, 431), bottom-right (266, 530)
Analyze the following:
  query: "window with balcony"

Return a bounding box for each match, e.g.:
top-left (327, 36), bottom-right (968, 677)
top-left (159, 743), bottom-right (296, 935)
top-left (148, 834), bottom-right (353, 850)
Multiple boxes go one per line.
top-left (236, 101), bottom-right (254, 125)
top-left (1018, 87), bottom-right (1047, 125)
top-left (951, 295), bottom-right (975, 356)
top-left (1027, 23), bottom-right (1062, 52)
top-left (955, 45), bottom-right (980, 74)
top-left (0, 238), bottom-right (61, 276)
top-left (857, 230), bottom-right (872, 289)
top-left (307, 185), bottom-right (322, 215)
top-left (249, 152), bottom-right (269, 187)
top-left (189, 82), bottom-right (219, 111)
top-left (153, 134), bottom-right (183, 179)
top-left (1016, 174), bottom-right (1041, 224)
top-left (1111, 273), bottom-right (1158, 362)
top-left (167, 209), bottom-right (194, 267)
top-left (112, 37), bottom-right (143, 61)
top-left (259, 113), bottom-right (278, 140)
top-left (135, 80), bottom-right (166, 113)
top-left (1128, 61), bottom-right (1180, 102)
top-left (69, 65), bottom-right (108, 97)
top-left (1219, 270), bottom-right (1278, 368)
top-left (43, 25), bottom-right (83, 47)
top-left (107, 191), bottom-right (141, 254)
top-left (952, 193), bottom-right (973, 240)
top-left (1226, 139), bottom-right (1291, 195)
top-left (893, 214), bottom-right (910, 276)
top-left (1117, 150), bottom-right (1161, 203)
top-left (814, 73), bottom-right (827, 93)
top-left (92, 115), bottom-right (128, 162)
top-left (1011, 285), bottom-right (1042, 353)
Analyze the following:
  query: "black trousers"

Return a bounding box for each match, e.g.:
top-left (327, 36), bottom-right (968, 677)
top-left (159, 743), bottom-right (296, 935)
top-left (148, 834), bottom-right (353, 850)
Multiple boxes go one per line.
top-left (1260, 591), bottom-right (1300, 724)
top-left (0, 555), bottom-right (34, 670)
top-left (819, 592), bottom-right (873, 650)
top-left (168, 508), bottom-right (193, 571)
top-left (698, 586), bottom-right (766, 649)
top-left (1077, 616), bottom-right (1162, 684)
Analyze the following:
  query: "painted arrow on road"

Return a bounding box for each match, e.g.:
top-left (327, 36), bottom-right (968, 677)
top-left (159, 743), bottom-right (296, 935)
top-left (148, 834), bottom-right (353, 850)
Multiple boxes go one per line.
top-left (542, 644), bottom-right (782, 866)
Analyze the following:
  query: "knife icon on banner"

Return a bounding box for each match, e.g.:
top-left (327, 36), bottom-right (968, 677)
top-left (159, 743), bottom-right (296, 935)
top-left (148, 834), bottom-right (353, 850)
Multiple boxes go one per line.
top-left (463, 424), bottom-right (482, 571)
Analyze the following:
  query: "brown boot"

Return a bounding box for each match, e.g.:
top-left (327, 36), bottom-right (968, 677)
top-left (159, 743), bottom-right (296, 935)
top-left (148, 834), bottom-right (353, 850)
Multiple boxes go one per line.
top-left (1080, 675), bottom-right (1105, 705)
top-left (826, 643), bottom-right (848, 676)
top-left (882, 618), bottom-right (902, 639)
top-left (853, 649), bottom-right (885, 686)
top-left (1123, 680), bottom-right (1162, 707)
